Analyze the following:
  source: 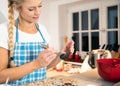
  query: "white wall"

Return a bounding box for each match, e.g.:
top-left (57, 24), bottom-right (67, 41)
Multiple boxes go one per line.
top-left (0, 11), bottom-right (7, 23)
top-left (0, 0), bottom-right (8, 22)
top-left (46, 0), bottom-right (81, 51)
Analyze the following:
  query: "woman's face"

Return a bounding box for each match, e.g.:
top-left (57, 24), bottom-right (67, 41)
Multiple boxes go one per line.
top-left (18, 0), bottom-right (42, 23)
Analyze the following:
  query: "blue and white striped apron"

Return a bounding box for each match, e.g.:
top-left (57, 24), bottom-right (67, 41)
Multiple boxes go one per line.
top-left (9, 20), bottom-right (47, 85)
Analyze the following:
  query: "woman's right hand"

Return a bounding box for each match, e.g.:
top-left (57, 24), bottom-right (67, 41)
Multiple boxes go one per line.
top-left (33, 47), bottom-right (57, 69)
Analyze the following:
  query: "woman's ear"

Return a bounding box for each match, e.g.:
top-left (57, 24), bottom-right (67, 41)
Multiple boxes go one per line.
top-left (12, 3), bottom-right (19, 12)
top-left (12, 3), bottom-right (19, 18)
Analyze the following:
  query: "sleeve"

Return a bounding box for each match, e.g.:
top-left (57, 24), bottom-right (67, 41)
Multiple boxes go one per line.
top-left (0, 23), bottom-right (9, 49)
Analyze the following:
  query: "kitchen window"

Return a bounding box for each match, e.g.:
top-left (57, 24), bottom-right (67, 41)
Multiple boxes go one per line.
top-left (107, 6), bottom-right (118, 45)
top-left (72, 8), bottom-right (100, 52)
top-left (69, 0), bottom-right (120, 53)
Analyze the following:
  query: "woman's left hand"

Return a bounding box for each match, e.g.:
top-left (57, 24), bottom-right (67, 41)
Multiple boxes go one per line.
top-left (62, 40), bottom-right (74, 54)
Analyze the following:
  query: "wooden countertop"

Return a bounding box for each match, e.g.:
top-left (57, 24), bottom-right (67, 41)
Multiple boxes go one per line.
top-left (47, 68), bottom-right (114, 86)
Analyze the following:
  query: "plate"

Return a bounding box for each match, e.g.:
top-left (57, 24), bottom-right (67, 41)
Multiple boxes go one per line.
top-left (64, 61), bottom-right (82, 66)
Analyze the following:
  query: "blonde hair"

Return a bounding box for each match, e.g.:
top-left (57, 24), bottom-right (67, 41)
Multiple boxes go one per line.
top-left (8, 0), bottom-right (24, 67)
top-left (8, 0), bottom-right (24, 56)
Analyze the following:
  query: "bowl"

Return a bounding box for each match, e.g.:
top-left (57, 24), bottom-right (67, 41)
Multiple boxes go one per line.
top-left (97, 58), bottom-right (120, 82)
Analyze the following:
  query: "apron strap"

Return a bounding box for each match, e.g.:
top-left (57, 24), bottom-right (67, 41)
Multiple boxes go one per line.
top-left (15, 19), bottom-right (47, 44)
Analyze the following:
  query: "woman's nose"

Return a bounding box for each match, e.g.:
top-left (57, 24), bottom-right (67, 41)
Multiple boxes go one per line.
top-left (34, 8), bottom-right (41, 15)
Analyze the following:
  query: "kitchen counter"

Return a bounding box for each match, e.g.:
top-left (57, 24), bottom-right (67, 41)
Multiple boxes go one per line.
top-left (47, 68), bottom-right (115, 86)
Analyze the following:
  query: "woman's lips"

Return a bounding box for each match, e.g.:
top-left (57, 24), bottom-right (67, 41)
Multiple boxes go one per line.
top-left (33, 17), bottom-right (39, 20)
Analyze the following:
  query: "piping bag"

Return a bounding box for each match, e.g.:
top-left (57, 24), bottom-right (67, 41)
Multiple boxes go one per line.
top-left (40, 43), bottom-right (71, 60)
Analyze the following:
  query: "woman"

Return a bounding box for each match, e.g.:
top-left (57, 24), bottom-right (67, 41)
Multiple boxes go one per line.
top-left (0, 0), bottom-right (74, 85)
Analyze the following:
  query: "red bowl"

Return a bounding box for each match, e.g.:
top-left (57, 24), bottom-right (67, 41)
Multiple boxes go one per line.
top-left (97, 58), bottom-right (120, 82)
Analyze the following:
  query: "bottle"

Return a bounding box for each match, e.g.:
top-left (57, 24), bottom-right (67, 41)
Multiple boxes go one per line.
top-left (75, 51), bottom-right (80, 62)
top-left (68, 53), bottom-right (73, 61)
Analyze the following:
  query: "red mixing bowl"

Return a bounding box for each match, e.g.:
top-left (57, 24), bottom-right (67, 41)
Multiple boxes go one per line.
top-left (97, 58), bottom-right (120, 82)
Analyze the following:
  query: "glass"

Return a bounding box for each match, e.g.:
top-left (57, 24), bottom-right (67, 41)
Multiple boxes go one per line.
top-left (82, 32), bottom-right (89, 51)
top-left (91, 32), bottom-right (99, 49)
top-left (72, 33), bottom-right (79, 51)
top-left (91, 9), bottom-right (99, 30)
top-left (108, 6), bottom-right (118, 29)
top-left (81, 11), bottom-right (88, 30)
top-left (108, 31), bottom-right (118, 44)
top-left (72, 12), bottom-right (79, 31)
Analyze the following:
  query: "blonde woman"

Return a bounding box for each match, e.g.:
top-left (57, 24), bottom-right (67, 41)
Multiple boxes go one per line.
top-left (0, 0), bottom-right (74, 85)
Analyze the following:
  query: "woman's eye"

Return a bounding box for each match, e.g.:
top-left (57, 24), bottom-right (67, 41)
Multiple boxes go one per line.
top-left (28, 8), bottom-right (34, 11)
top-left (28, 5), bottom-right (42, 11)
top-left (38, 5), bottom-right (42, 8)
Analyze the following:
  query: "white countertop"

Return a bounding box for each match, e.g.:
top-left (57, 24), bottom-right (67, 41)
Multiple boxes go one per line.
top-left (47, 68), bottom-right (114, 86)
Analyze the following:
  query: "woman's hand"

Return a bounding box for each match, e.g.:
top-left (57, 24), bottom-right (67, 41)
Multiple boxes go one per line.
top-left (62, 40), bottom-right (74, 54)
top-left (34, 48), bottom-right (57, 69)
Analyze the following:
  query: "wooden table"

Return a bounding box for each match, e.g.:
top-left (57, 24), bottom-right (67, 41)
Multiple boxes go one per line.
top-left (47, 68), bottom-right (114, 86)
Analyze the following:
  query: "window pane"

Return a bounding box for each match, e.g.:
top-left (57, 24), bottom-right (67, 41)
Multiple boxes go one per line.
top-left (108, 6), bottom-right (118, 29)
top-left (72, 33), bottom-right (79, 51)
top-left (82, 33), bottom-right (89, 51)
top-left (108, 31), bottom-right (118, 44)
top-left (73, 12), bottom-right (79, 31)
top-left (82, 11), bottom-right (88, 30)
top-left (91, 32), bottom-right (99, 49)
top-left (91, 9), bottom-right (99, 30)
